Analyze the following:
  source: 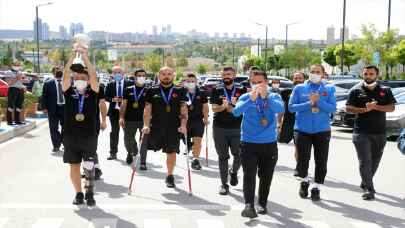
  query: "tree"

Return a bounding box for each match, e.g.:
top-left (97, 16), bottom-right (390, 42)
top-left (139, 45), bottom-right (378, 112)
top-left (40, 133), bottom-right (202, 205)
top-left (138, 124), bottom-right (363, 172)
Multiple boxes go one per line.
top-left (196, 64), bottom-right (207, 75)
top-left (176, 54), bottom-right (188, 68)
top-left (334, 43), bottom-right (360, 72)
top-left (145, 53), bottom-right (162, 74)
top-left (323, 45), bottom-right (338, 73)
top-left (392, 40), bottom-right (405, 72)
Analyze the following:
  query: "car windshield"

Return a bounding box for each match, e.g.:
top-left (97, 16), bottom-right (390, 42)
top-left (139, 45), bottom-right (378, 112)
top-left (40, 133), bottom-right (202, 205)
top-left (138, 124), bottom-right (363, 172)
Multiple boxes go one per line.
top-left (395, 92), bottom-right (405, 104)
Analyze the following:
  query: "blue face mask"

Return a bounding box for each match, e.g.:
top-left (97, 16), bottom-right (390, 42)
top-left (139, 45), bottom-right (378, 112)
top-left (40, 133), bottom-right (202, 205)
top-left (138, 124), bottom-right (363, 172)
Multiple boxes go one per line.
top-left (114, 74), bottom-right (123, 81)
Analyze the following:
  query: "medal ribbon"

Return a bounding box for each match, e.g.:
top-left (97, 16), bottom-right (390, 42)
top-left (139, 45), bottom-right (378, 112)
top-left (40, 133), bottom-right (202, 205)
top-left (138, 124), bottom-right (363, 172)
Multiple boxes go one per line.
top-left (133, 86), bottom-right (145, 102)
top-left (187, 91), bottom-right (197, 106)
top-left (160, 86), bottom-right (174, 106)
top-left (75, 90), bottom-right (85, 114)
top-left (223, 86), bottom-right (236, 103)
top-left (255, 97), bottom-right (268, 119)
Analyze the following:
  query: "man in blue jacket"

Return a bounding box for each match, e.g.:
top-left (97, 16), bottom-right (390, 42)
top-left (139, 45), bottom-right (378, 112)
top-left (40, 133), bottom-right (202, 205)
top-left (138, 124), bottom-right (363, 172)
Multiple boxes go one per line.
top-left (233, 70), bottom-right (284, 218)
top-left (288, 64), bottom-right (336, 201)
top-left (399, 128), bottom-right (405, 155)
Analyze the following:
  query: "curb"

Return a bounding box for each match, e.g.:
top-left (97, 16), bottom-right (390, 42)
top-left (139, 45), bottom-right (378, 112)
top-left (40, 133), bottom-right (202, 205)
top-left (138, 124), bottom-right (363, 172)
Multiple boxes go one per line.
top-left (0, 118), bottom-right (48, 144)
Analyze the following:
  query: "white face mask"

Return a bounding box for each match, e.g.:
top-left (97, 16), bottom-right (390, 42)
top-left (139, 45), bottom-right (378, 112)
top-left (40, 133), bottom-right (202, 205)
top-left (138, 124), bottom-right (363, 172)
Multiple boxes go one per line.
top-left (184, 82), bottom-right (196, 90)
top-left (272, 83), bottom-right (280, 89)
top-left (309, 73), bottom-right (322, 84)
top-left (74, 80), bottom-right (88, 92)
top-left (364, 81), bottom-right (377, 88)
top-left (137, 77), bottom-right (146, 85)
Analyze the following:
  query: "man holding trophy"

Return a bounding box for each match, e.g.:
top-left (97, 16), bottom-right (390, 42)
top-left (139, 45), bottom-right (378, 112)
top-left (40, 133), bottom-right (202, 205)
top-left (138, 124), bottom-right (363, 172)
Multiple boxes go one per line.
top-left (61, 34), bottom-right (99, 206)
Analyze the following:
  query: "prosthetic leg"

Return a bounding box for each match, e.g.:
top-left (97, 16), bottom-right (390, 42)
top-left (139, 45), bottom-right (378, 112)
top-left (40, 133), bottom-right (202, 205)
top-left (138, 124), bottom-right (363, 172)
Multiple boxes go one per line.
top-left (83, 161), bottom-right (96, 206)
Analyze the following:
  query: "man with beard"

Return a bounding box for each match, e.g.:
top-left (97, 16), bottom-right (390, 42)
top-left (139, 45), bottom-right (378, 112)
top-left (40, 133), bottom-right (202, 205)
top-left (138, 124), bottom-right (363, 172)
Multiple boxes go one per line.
top-left (142, 67), bottom-right (188, 187)
top-left (183, 73), bottom-right (209, 170)
top-left (346, 65), bottom-right (396, 200)
top-left (119, 69), bottom-right (149, 169)
top-left (210, 67), bottom-right (247, 195)
top-left (42, 66), bottom-right (65, 152)
top-left (278, 72), bottom-right (306, 176)
top-left (61, 48), bottom-right (99, 206)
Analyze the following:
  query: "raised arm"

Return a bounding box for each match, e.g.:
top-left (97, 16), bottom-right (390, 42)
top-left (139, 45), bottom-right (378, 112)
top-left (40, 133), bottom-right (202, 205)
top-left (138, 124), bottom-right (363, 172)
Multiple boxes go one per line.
top-left (62, 56), bottom-right (75, 92)
top-left (81, 49), bottom-right (99, 93)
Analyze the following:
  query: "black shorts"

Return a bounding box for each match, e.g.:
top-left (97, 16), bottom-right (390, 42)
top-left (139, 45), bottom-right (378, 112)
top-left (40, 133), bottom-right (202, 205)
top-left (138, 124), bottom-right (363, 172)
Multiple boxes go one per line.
top-left (187, 119), bottom-right (205, 138)
top-left (63, 135), bottom-right (97, 164)
top-left (148, 126), bottom-right (181, 154)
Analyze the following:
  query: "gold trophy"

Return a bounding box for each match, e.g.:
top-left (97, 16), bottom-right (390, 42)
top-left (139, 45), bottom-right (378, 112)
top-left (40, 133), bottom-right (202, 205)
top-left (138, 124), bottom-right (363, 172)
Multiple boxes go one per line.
top-left (70, 34), bottom-right (90, 73)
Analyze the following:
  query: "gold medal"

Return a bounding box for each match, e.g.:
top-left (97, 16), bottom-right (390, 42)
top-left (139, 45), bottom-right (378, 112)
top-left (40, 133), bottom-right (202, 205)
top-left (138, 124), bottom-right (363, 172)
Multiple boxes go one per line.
top-left (260, 118), bottom-right (268, 126)
top-left (166, 105), bottom-right (171, 113)
top-left (75, 113), bottom-right (85, 122)
top-left (311, 107), bottom-right (320, 113)
top-left (189, 105), bottom-right (194, 111)
top-left (133, 102), bottom-right (139, 109)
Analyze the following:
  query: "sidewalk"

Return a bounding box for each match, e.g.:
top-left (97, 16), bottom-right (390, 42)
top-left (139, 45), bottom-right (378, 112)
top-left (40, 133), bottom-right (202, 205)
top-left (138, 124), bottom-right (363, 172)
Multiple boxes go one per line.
top-left (0, 113), bottom-right (48, 144)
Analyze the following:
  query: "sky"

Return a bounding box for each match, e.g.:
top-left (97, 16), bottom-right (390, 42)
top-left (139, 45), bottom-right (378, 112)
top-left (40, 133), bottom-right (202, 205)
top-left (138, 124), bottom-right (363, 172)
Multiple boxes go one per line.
top-left (0, 0), bottom-right (404, 40)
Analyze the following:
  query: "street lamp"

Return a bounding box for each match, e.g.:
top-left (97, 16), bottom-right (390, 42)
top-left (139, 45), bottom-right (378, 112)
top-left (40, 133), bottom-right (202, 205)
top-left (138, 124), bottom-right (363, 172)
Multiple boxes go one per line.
top-left (254, 22), bottom-right (269, 72)
top-left (35, 2), bottom-right (53, 74)
top-left (387, 0), bottom-right (392, 31)
top-left (340, 0), bottom-right (347, 74)
top-left (285, 22), bottom-right (299, 48)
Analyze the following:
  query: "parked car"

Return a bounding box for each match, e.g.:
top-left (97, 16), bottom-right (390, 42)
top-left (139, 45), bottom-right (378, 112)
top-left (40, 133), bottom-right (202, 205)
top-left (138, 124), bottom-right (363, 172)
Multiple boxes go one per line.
top-left (202, 77), bottom-right (222, 96)
top-left (333, 88), bottom-right (405, 137)
top-left (0, 79), bottom-right (8, 97)
top-left (240, 76), bottom-right (293, 91)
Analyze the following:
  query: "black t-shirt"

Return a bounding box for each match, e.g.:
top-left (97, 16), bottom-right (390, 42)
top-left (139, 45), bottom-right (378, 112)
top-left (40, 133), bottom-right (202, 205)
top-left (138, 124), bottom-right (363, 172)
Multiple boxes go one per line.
top-left (346, 83), bottom-right (396, 134)
top-left (123, 85), bottom-right (149, 122)
top-left (280, 88), bottom-right (295, 124)
top-left (63, 86), bottom-right (98, 137)
top-left (210, 84), bottom-right (247, 129)
top-left (145, 85), bottom-right (188, 129)
top-left (186, 88), bottom-right (208, 121)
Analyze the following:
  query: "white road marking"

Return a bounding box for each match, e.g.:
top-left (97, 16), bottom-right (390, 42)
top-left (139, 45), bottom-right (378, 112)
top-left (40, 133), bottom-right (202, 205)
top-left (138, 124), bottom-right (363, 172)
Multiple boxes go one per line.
top-left (0, 203), bottom-right (240, 211)
top-left (144, 219), bottom-right (171, 228)
top-left (351, 222), bottom-right (382, 228)
top-left (0, 218), bottom-right (8, 227)
top-left (88, 218), bottom-right (118, 228)
top-left (197, 219), bottom-right (224, 228)
top-left (31, 218), bottom-right (64, 228)
top-left (302, 221), bottom-right (331, 228)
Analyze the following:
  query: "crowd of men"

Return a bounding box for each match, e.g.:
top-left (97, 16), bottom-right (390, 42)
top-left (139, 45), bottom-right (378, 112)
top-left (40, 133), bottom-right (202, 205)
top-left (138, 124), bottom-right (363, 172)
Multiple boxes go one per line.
top-left (39, 47), bottom-right (398, 218)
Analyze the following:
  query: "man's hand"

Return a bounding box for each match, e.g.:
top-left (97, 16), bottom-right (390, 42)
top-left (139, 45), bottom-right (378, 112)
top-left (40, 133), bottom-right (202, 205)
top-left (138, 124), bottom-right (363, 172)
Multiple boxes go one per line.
top-left (142, 126), bottom-right (150, 135)
top-left (310, 93), bottom-right (320, 105)
top-left (250, 86), bottom-right (259, 102)
top-left (258, 83), bottom-right (268, 98)
top-left (43, 109), bottom-right (48, 114)
top-left (100, 120), bottom-right (107, 130)
top-left (119, 118), bottom-right (125, 128)
top-left (113, 97), bottom-right (123, 103)
top-left (366, 101), bottom-right (377, 111)
top-left (222, 97), bottom-right (229, 108)
top-left (178, 125), bottom-right (187, 135)
top-left (203, 118), bottom-right (209, 125)
top-left (231, 96), bottom-right (237, 106)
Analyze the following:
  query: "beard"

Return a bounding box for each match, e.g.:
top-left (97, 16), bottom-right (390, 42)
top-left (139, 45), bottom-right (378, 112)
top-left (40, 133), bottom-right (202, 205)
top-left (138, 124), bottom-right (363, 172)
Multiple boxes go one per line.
top-left (364, 79), bottom-right (376, 84)
top-left (160, 79), bottom-right (173, 86)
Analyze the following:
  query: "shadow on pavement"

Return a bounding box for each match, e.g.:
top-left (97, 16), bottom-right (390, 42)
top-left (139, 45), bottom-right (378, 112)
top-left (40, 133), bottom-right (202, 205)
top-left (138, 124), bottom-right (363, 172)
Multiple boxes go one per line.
top-left (74, 207), bottom-right (137, 228)
top-left (96, 179), bottom-right (129, 199)
top-left (161, 188), bottom-right (228, 216)
top-left (314, 199), bottom-right (405, 228)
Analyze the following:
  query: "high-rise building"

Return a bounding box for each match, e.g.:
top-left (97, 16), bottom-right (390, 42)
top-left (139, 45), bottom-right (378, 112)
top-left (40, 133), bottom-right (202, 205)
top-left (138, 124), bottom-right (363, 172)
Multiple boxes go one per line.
top-left (69, 23), bottom-right (85, 38)
top-left (340, 26), bottom-right (349, 41)
top-left (59, 26), bottom-right (68, 40)
top-left (167, 24), bottom-right (172, 35)
top-left (223, 32), bottom-right (229, 38)
top-left (327, 26), bottom-right (335, 45)
top-left (161, 27), bottom-right (167, 36)
top-left (33, 17), bottom-right (43, 40)
top-left (76, 23), bottom-right (84, 34)
top-left (152, 25), bottom-right (158, 36)
top-left (42, 23), bottom-right (50, 40)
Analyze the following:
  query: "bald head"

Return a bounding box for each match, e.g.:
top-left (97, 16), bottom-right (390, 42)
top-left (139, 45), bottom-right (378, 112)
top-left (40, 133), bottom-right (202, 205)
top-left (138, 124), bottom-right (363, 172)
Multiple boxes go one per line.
top-left (112, 65), bottom-right (124, 74)
top-left (159, 66), bottom-right (175, 86)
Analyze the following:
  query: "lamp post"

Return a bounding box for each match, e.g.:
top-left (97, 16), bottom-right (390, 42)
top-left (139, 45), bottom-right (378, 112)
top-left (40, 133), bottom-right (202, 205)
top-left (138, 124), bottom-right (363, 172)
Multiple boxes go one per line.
top-left (340, 0), bottom-right (347, 74)
top-left (254, 22), bottom-right (269, 72)
top-left (35, 2), bottom-right (53, 74)
top-left (285, 22), bottom-right (299, 48)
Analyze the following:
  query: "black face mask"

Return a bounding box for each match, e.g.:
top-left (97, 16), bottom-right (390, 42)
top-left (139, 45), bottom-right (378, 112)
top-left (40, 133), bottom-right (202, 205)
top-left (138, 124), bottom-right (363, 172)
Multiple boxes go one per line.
top-left (129, 77), bottom-right (135, 81)
top-left (55, 71), bottom-right (63, 79)
top-left (223, 78), bottom-right (234, 86)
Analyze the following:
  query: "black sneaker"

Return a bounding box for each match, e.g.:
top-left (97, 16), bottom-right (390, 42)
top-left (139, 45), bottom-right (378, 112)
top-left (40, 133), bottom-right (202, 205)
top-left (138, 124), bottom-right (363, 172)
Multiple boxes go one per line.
top-left (299, 181), bottom-right (310, 198)
top-left (15, 121), bottom-right (26, 125)
top-left (229, 169), bottom-right (238, 186)
top-left (126, 154), bottom-right (134, 165)
top-left (165, 175), bottom-right (175, 188)
top-left (362, 191), bottom-right (375, 201)
top-left (95, 168), bottom-right (103, 180)
top-left (191, 159), bottom-right (202, 170)
top-left (72, 192), bottom-right (84, 205)
top-left (293, 169), bottom-right (299, 177)
top-left (140, 163), bottom-right (148, 171)
top-left (219, 184), bottom-right (229, 195)
top-left (256, 205), bottom-right (268, 215)
top-left (52, 148), bottom-right (59, 153)
top-left (85, 192), bottom-right (96, 207)
top-left (311, 188), bottom-right (321, 201)
top-left (241, 204), bottom-right (258, 218)
top-left (107, 154), bottom-right (117, 160)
